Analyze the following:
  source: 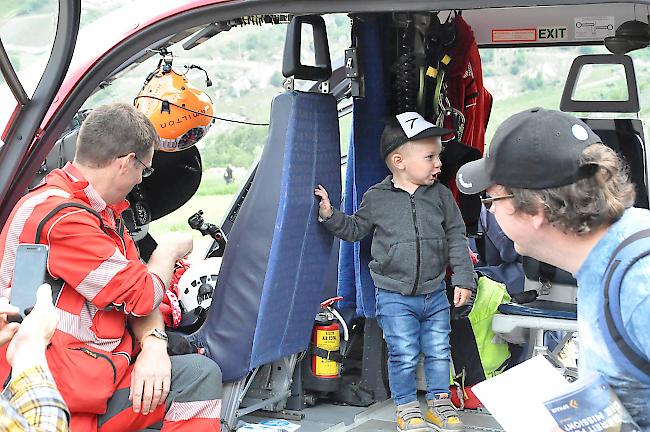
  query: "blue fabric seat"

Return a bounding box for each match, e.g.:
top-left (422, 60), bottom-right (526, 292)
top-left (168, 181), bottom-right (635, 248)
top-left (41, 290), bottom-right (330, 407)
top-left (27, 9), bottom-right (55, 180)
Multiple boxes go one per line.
top-left (337, 16), bottom-right (390, 319)
top-left (498, 300), bottom-right (577, 320)
top-left (190, 91), bottom-right (341, 382)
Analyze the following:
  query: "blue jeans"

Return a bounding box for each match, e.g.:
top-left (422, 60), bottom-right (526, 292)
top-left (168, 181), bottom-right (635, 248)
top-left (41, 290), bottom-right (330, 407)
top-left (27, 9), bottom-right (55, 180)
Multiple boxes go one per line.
top-left (375, 286), bottom-right (451, 406)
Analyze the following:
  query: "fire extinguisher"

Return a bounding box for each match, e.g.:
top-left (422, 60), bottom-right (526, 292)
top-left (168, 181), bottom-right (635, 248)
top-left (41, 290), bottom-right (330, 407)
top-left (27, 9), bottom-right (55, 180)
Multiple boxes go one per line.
top-left (310, 297), bottom-right (349, 380)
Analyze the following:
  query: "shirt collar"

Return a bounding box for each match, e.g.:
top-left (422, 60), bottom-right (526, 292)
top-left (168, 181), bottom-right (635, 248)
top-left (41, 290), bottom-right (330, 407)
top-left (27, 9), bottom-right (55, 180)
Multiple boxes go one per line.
top-left (388, 176), bottom-right (430, 194)
top-left (62, 162), bottom-right (129, 215)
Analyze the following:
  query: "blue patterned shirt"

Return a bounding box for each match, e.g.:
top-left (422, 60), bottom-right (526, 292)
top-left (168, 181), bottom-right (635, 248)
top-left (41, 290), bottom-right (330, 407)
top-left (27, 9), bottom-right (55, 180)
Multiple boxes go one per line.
top-left (575, 207), bottom-right (650, 429)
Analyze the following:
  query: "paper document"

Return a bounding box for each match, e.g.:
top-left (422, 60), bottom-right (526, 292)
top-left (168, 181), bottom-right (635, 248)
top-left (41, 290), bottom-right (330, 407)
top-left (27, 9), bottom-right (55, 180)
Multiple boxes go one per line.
top-left (237, 419), bottom-right (301, 431)
top-left (473, 355), bottom-right (571, 432)
top-left (544, 374), bottom-right (641, 432)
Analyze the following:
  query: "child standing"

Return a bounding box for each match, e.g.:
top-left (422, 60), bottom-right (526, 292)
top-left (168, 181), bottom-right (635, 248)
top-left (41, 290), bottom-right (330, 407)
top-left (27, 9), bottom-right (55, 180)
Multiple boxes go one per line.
top-left (315, 112), bottom-right (474, 432)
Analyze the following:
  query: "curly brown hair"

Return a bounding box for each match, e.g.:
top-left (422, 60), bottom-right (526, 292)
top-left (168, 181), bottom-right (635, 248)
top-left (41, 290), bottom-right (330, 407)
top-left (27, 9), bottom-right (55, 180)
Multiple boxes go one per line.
top-left (505, 143), bottom-right (635, 235)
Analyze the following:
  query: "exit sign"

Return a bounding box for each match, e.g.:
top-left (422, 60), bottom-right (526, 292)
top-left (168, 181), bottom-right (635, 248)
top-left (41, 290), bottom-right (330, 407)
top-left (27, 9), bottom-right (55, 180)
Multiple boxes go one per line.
top-left (538, 27), bottom-right (568, 40)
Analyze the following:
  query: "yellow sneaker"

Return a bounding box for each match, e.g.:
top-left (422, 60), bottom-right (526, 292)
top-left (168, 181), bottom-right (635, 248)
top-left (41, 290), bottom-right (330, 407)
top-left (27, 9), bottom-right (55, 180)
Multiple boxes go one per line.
top-left (396, 401), bottom-right (430, 432)
top-left (425, 395), bottom-right (464, 432)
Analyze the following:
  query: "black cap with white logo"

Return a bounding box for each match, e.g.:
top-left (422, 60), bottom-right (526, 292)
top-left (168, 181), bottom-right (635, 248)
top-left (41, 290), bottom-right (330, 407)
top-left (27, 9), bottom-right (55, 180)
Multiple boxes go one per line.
top-left (455, 107), bottom-right (602, 194)
top-left (380, 112), bottom-right (452, 160)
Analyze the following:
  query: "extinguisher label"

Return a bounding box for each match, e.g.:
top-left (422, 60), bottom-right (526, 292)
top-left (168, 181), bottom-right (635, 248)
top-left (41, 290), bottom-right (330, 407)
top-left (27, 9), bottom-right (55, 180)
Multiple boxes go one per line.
top-left (315, 329), bottom-right (339, 376)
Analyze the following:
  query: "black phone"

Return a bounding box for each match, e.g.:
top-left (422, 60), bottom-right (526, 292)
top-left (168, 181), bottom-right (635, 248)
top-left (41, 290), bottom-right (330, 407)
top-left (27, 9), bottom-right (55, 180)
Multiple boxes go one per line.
top-left (9, 244), bottom-right (49, 322)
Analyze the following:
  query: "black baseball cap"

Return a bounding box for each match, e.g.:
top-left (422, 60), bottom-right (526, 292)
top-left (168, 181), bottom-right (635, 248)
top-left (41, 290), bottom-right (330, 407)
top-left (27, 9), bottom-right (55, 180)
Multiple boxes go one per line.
top-left (380, 112), bottom-right (452, 160)
top-left (455, 107), bottom-right (602, 194)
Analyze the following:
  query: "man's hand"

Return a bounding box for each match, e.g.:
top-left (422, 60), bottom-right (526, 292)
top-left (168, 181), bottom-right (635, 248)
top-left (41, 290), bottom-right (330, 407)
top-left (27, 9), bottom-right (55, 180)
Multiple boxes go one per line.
top-left (0, 297), bottom-right (20, 347)
top-left (156, 233), bottom-right (193, 262)
top-left (454, 287), bottom-right (473, 307)
top-left (6, 284), bottom-right (58, 375)
top-left (130, 337), bottom-right (171, 415)
top-left (314, 184), bottom-right (333, 220)
top-left (148, 233), bottom-right (194, 287)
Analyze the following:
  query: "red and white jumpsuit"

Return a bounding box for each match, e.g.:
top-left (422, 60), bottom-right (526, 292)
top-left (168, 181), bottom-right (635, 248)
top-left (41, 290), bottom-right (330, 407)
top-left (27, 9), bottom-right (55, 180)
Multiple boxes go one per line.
top-left (0, 163), bottom-right (222, 432)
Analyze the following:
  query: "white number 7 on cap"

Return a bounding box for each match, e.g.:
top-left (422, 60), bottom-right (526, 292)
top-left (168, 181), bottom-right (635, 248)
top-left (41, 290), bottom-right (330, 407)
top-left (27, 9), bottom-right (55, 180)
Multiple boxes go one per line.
top-left (396, 112), bottom-right (436, 138)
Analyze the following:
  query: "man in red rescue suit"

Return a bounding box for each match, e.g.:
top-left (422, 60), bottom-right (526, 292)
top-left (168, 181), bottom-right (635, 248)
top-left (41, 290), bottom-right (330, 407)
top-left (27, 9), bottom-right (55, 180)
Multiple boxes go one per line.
top-left (0, 103), bottom-right (222, 432)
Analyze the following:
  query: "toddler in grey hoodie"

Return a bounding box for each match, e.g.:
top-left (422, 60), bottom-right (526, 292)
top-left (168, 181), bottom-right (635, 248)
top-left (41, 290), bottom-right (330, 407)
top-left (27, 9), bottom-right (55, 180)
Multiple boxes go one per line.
top-left (315, 112), bottom-right (474, 432)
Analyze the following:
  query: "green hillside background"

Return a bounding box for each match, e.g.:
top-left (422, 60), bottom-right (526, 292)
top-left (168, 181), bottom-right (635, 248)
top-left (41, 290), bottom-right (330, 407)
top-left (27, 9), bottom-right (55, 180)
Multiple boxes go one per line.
top-left (3, 1), bottom-right (650, 257)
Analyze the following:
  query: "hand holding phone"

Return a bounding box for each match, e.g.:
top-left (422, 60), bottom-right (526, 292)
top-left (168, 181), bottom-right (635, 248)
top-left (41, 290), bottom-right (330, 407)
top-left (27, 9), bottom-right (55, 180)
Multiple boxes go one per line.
top-left (9, 244), bottom-right (49, 323)
top-left (0, 297), bottom-right (20, 345)
top-left (6, 284), bottom-right (58, 373)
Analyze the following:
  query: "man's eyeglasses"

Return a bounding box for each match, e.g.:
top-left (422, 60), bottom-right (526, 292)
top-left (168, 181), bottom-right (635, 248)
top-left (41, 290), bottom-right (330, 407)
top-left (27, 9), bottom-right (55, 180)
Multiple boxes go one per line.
top-left (480, 194), bottom-right (514, 209)
top-left (117, 153), bottom-right (154, 178)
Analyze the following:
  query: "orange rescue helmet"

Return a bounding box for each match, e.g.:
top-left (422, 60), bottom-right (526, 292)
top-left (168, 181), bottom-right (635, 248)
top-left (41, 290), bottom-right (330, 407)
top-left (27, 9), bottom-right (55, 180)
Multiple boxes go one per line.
top-left (134, 67), bottom-right (214, 152)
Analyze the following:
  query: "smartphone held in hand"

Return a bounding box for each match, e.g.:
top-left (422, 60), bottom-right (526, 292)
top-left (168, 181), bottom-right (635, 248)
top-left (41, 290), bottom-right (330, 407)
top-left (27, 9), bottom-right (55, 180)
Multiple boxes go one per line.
top-left (9, 244), bottom-right (49, 322)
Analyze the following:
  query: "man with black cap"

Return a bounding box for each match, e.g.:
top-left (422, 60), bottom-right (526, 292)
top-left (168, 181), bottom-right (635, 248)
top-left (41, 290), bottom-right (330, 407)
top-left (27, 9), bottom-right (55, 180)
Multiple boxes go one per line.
top-left (315, 112), bottom-right (474, 432)
top-left (456, 107), bottom-right (650, 428)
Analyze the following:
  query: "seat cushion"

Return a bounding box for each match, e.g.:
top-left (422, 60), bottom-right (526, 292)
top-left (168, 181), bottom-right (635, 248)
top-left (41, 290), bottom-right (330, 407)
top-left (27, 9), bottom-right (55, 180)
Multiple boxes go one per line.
top-left (498, 300), bottom-right (577, 320)
top-left (191, 91), bottom-right (341, 382)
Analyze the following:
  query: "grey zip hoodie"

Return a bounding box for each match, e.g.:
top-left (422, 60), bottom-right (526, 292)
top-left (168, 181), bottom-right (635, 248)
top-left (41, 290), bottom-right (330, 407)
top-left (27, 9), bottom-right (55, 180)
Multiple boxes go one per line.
top-left (322, 176), bottom-right (476, 295)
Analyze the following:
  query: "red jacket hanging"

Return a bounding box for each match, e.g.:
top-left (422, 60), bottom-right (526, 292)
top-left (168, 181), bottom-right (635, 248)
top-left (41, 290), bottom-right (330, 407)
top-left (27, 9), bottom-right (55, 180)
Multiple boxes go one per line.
top-left (444, 15), bottom-right (493, 155)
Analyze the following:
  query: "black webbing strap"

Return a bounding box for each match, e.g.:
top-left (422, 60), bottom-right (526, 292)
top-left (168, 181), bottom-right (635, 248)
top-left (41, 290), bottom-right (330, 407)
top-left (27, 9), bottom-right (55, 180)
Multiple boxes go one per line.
top-left (309, 345), bottom-right (343, 363)
top-left (34, 202), bottom-right (106, 304)
top-left (538, 261), bottom-right (556, 284)
top-left (35, 202), bottom-right (104, 244)
top-left (603, 228), bottom-right (650, 377)
top-left (604, 228), bottom-right (650, 269)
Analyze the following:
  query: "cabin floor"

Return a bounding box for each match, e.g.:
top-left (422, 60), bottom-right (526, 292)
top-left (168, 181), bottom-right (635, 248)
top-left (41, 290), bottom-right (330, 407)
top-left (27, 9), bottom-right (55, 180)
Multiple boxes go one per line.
top-left (240, 394), bottom-right (504, 432)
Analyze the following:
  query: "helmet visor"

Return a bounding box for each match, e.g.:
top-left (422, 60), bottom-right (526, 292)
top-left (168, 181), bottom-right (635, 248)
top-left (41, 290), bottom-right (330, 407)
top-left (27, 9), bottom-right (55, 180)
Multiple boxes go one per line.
top-left (159, 125), bottom-right (209, 152)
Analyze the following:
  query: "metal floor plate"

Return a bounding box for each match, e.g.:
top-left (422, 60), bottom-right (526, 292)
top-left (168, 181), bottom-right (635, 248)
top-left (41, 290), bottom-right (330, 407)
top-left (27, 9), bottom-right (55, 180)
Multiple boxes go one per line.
top-left (337, 419), bottom-right (397, 431)
top-left (322, 398), bottom-right (504, 432)
top-left (242, 396), bottom-right (504, 432)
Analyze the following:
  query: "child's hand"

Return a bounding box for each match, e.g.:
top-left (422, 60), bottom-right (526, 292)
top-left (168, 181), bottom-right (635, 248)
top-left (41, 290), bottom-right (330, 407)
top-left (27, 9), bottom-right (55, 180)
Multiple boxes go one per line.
top-left (314, 184), bottom-right (333, 219)
top-left (454, 287), bottom-right (473, 307)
